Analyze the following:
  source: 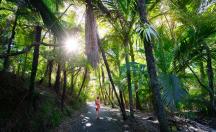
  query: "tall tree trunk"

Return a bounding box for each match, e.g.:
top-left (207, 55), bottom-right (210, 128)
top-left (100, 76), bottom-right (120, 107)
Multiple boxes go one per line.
top-left (54, 63), bottom-right (61, 95)
top-left (21, 52), bottom-right (28, 78)
top-left (111, 86), bottom-right (114, 100)
top-left (137, 0), bottom-right (169, 131)
top-left (97, 35), bottom-right (127, 120)
top-left (2, 19), bottom-right (11, 53)
top-left (70, 68), bottom-right (74, 95)
top-left (104, 83), bottom-right (115, 107)
top-left (109, 83), bottom-right (111, 98)
top-left (70, 67), bottom-right (81, 96)
top-left (39, 61), bottom-right (49, 84)
top-left (123, 35), bottom-right (134, 118)
top-left (109, 84), bottom-right (113, 100)
top-left (17, 61), bottom-right (21, 76)
top-left (77, 68), bottom-right (88, 99)
top-left (3, 11), bottom-right (18, 71)
top-left (29, 26), bottom-right (42, 99)
top-left (129, 40), bottom-right (141, 110)
top-left (48, 60), bottom-right (53, 87)
top-left (200, 62), bottom-right (206, 95)
top-left (61, 66), bottom-right (67, 111)
top-left (119, 90), bottom-right (125, 109)
top-left (101, 67), bottom-right (108, 104)
top-left (117, 57), bottom-right (126, 113)
top-left (205, 45), bottom-right (215, 115)
top-left (39, 59), bottom-right (53, 85)
top-left (85, 0), bottom-right (99, 68)
top-left (123, 91), bottom-right (128, 108)
top-left (98, 67), bottom-right (106, 104)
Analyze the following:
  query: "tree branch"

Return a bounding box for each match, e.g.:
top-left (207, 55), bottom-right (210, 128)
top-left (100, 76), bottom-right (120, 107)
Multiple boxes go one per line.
top-left (0, 44), bottom-right (34, 58)
top-left (187, 64), bottom-right (211, 93)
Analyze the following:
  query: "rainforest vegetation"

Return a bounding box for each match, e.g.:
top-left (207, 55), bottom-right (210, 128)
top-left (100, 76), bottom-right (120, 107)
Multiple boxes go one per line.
top-left (0, 0), bottom-right (216, 131)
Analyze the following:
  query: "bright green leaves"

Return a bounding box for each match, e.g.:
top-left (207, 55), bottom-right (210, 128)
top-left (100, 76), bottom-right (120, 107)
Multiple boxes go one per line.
top-left (120, 62), bottom-right (145, 77)
top-left (154, 28), bottom-right (174, 73)
top-left (120, 62), bottom-right (146, 88)
top-left (118, 0), bottom-right (128, 14)
top-left (42, 0), bottom-right (58, 13)
top-left (170, 0), bottom-right (202, 13)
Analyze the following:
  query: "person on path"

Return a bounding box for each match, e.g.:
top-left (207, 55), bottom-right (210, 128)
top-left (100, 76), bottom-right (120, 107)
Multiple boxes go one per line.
top-left (95, 96), bottom-right (100, 119)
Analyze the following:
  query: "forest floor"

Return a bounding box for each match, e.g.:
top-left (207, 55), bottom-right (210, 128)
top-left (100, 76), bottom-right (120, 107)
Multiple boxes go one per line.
top-left (54, 102), bottom-right (216, 132)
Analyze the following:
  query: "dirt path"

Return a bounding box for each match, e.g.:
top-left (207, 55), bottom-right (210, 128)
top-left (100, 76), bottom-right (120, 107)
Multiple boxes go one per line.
top-left (70, 102), bottom-right (125, 132)
top-left (54, 102), bottom-right (216, 132)
top-left (55, 102), bottom-right (129, 132)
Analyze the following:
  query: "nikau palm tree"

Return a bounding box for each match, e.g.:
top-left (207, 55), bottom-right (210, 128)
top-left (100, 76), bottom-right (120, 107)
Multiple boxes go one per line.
top-left (137, 0), bottom-right (169, 131)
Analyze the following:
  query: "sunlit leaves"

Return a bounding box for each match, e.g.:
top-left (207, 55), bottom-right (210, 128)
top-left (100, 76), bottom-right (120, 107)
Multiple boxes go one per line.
top-left (136, 23), bottom-right (158, 42)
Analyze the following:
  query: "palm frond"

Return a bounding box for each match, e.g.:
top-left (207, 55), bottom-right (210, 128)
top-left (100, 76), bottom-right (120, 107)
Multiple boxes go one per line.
top-left (29, 0), bottom-right (65, 40)
top-left (159, 73), bottom-right (188, 110)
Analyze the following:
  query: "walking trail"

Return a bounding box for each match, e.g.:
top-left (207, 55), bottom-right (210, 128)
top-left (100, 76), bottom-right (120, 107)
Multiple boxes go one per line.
top-left (56, 102), bottom-right (131, 132)
top-left (54, 102), bottom-right (215, 132)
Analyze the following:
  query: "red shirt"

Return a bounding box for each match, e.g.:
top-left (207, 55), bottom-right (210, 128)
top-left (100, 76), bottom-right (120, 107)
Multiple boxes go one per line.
top-left (95, 99), bottom-right (100, 109)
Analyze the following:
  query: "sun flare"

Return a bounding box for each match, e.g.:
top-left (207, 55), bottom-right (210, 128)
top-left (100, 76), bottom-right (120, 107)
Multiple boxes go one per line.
top-left (64, 37), bottom-right (80, 53)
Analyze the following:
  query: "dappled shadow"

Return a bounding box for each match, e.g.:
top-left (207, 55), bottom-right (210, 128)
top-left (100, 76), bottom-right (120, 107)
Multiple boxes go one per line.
top-left (69, 102), bottom-right (123, 132)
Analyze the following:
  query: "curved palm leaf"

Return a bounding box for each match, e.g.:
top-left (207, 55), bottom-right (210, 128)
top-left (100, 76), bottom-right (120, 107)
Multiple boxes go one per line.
top-left (159, 73), bottom-right (188, 110)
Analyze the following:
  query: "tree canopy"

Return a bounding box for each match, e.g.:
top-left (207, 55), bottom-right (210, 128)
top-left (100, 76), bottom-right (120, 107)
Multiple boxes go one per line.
top-left (0, 0), bottom-right (216, 131)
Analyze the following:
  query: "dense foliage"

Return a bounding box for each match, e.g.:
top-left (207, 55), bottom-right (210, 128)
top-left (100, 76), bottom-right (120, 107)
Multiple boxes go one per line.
top-left (0, 0), bottom-right (215, 131)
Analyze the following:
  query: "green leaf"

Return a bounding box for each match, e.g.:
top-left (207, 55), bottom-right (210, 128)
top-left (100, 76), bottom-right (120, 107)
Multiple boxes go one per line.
top-left (159, 74), bottom-right (188, 110)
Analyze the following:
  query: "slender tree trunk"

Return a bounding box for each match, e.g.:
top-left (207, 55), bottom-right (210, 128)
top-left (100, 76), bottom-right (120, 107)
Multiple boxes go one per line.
top-left (137, 0), bottom-right (169, 131)
top-left (17, 62), bottom-right (21, 76)
top-left (61, 67), bottom-right (67, 111)
top-left (39, 60), bottom-right (53, 85)
top-left (104, 83), bottom-right (114, 107)
top-left (117, 57), bottom-right (126, 113)
top-left (54, 63), bottom-right (61, 95)
top-left (111, 87), bottom-right (114, 100)
top-left (98, 67), bottom-right (106, 104)
top-left (123, 35), bottom-right (134, 118)
top-left (39, 61), bottom-right (49, 84)
top-left (77, 68), bottom-right (88, 99)
top-left (48, 60), bottom-right (53, 87)
top-left (2, 19), bottom-right (10, 53)
top-left (3, 11), bottom-right (18, 71)
top-left (101, 66), bottom-right (108, 104)
top-left (200, 62), bottom-right (206, 95)
top-left (123, 91), bottom-right (129, 108)
top-left (97, 35), bottom-right (127, 120)
top-left (70, 67), bottom-right (81, 95)
top-left (205, 45), bottom-right (215, 115)
top-left (119, 90), bottom-right (125, 108)
top-left (108, 84), bottom-right (115, 107)
top-left (70, 69), bottom-right (74, 95)
top-left (21, 53), bottom-right (28, 78)
top-left (129, 41), bottom-right (141, 110)
top-left (109, 84), bottom-right (111, 97)
top-left (29, 26), bottom-right (42, 99)
top-left (101, 66), bottom-right (105, 83)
